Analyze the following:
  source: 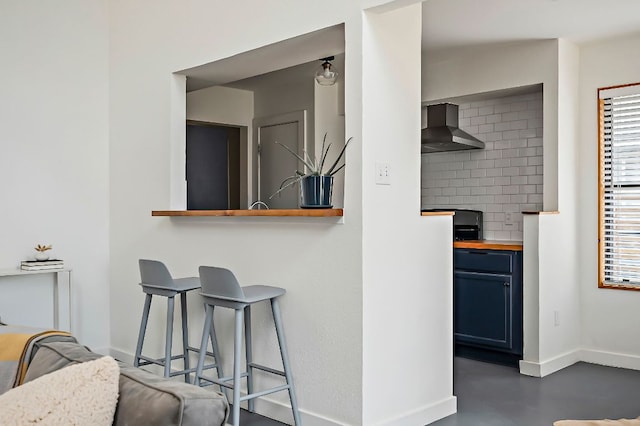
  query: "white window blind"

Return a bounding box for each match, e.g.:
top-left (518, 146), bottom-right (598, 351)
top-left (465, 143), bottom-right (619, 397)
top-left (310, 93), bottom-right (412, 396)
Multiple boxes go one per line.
top-left (601, 84), bottom-right (640, 288)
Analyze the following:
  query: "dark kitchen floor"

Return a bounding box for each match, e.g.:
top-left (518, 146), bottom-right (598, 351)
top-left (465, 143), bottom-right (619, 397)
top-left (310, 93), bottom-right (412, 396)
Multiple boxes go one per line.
top-left (432, 356), bottom-right (640, 426)
top-left (223, 356), bottom-right (640, 425)
top-left (227, 405), bottom-right (287, 426)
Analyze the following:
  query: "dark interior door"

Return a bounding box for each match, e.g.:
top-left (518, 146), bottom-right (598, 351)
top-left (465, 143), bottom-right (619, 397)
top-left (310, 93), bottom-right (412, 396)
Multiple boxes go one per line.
top-left (186, 124), bottom-right (229, 210)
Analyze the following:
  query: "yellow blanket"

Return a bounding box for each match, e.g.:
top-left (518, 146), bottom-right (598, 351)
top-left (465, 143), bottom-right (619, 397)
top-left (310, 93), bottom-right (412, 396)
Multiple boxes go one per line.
top-left (0, 325), bottom-right (73, 394)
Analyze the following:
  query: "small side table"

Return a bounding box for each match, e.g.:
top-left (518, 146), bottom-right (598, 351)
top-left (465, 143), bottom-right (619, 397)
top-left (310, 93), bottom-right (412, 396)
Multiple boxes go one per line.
top-left (0, 268), bottom-right (72, 332)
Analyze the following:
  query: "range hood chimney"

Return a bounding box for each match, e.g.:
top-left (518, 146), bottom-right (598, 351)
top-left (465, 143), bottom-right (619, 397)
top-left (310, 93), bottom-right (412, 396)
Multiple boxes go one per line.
top-left (421, 103), bottom-right (485, 153)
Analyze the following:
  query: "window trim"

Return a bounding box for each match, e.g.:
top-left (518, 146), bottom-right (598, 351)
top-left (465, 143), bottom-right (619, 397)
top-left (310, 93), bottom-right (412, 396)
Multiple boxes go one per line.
top-left (598, 81), bottom-right (640, 291)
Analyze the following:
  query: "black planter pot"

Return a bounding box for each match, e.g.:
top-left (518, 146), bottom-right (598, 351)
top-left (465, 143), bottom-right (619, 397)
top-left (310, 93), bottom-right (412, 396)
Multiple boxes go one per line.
top-left (300, 175), bottom-right (333, 208)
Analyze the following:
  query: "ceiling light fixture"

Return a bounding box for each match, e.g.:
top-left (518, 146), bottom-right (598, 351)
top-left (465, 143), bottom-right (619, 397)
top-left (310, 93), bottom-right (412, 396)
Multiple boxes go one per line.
top-left (315, 56), bottom-right (338, 86)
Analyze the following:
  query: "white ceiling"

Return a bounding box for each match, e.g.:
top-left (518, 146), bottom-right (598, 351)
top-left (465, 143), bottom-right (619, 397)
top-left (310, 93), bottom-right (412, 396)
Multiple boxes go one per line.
top-left (422, 0), bottom-right (640, 52)
top-left (183, 0), bottom-right (640, 91)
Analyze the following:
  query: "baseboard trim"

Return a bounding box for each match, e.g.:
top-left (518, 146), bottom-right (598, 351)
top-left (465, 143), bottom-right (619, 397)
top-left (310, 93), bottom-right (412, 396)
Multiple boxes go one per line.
top-left (580, 348), bottom-right (640, 371)
top-left (109, 347), bottom-right (135, 364)
top-left (519, 349), bottom-right (581, 377)
top-left (371, 396), bottom-right (457, 426)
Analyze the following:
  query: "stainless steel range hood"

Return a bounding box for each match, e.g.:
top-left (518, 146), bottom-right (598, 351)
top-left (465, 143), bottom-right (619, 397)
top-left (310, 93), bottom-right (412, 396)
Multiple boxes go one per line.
top-left (421, 103), bottom-right (485, 153)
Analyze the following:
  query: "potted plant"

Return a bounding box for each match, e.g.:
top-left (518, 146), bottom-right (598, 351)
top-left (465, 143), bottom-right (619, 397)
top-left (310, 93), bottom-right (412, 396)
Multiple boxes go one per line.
top-left (34, 244), bottom-right (52, 261)
top-left (270, 134), bottom-right (353, 208)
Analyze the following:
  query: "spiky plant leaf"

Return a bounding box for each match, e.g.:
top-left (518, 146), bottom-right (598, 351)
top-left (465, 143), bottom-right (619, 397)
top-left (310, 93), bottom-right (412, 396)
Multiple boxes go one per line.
top-left (326, 137), bottom-right (353, 176)
top-left (275, 141), bottom-right (315, 171)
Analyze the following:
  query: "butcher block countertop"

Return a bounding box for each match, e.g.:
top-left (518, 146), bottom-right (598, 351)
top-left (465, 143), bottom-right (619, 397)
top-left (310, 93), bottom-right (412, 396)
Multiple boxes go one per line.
top-left (453, 240), bottom-right (523, 251)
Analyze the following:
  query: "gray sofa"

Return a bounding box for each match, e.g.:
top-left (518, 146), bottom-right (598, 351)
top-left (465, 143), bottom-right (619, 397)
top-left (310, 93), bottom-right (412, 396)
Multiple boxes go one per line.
top-left (24, 341), bottom-right (229, 426)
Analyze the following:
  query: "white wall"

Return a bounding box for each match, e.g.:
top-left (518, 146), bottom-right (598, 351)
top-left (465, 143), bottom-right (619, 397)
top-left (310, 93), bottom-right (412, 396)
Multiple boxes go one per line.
top-left (0, 0), bottom-right (110, 348)
top-left (422, 92), bottom-right (544, 240)
top-left (362, 4), bottom-right (455, 424)
top-left (109, 0), bottom-right (452, 424)
top-left (578, 32), bottom-right (640, 368)
top-left (423, 39), bottom-right (584, 377)
top-left (423, 40), bottom-right (559, 211)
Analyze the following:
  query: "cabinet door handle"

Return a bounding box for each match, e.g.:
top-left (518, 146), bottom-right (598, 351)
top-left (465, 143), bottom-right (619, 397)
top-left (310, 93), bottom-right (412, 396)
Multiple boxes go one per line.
top-left (504, 282), bottom-right (510, 287)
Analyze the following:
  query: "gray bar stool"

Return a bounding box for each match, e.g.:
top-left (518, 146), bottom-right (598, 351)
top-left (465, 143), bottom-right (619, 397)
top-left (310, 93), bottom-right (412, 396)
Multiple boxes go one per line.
top-left (194, 266), bottom-right (301, 426)
top-left (134, 259), bottom-right (224, 384)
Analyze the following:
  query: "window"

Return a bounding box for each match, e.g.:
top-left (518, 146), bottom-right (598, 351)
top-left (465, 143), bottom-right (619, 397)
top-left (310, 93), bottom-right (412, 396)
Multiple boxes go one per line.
top-left (599, 82), bottom-right (640, 290)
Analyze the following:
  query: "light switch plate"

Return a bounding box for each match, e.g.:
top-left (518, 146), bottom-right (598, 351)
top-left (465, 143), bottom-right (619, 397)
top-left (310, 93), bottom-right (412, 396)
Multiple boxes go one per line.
top-left (375, 162), bottom-right (391, 185)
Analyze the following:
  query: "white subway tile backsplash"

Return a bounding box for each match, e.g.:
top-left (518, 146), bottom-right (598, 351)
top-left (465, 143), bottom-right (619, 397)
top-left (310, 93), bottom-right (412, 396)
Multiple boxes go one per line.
top-left (511, 175), bottom-right (527, 185)
top-left (471, 116), bottom-right (487, 126)
top-left (421, 91), bottom-right (543, 240)
top-left (479, 124), bottom-right (494, 133)
top-left (456, 170), bottom-right (471, 179)
top-left (487, 186), bottom-right (503, 195)
top-left (528, 175), bottom-right (543, 185)
top-left (503, 130), bottom-right (521, 139)
top-left (486, 114), bottom-right (501, 124)
top-left (503, 167), bottom-right (520, 176)
top-left (463, 108), bottom-right (479, 118)
top-left (455, 152), bottom-right (471, 161)
top-left (486, 150), bottom-right (503, 160)
top-left (494, 104), bottom-right (511, 114)
top-left (528, 118), bottom-right (543, 129)
top-left (484, 132), bottom-right (503, 142)
top-left (479, 177), bottom-right (495, 186)
top-left (510, 157), bottom-right (528, 167)
top-left (470, 151), bottom-right (487, 161)
top-left (528, 156), bottom-right (543, 166)
top-left (502, 149), bottom-right (520, 159)
top-left (479, 105), bottom-right (495, 116)
top-left (478, 160), bottom-right (495, 169)
top-left (519, 129), bottom-right (537, 139)
top-left (471, 169), bottom-right (487, 178)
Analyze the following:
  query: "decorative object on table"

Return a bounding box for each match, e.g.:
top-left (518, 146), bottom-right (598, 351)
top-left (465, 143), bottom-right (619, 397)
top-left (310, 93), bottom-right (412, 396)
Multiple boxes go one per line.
top-left (269, 133), bottom-right (353, 208)
top-left (34, 244), bottom-right (52, 261)
top-left (21, 259), bottom-right (64, 271)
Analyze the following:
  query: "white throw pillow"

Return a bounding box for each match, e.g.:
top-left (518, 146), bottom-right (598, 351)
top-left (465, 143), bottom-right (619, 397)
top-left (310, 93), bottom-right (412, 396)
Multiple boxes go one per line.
top-left (0, 355), bottom-right (119, 425)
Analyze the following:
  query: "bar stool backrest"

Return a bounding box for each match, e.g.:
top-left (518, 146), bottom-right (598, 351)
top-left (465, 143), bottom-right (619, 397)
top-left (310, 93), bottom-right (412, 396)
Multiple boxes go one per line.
top-left (139, 259), bottom-right (175, 288)
top-left (199, 266), bottom-right (245, 299)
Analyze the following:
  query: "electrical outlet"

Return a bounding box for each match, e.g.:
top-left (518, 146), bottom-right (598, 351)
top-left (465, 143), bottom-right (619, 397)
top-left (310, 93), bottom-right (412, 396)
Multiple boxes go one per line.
top-left (375, 162), bottom-right (391, 185)
top-left (505, 212), bottom-right (515, 228)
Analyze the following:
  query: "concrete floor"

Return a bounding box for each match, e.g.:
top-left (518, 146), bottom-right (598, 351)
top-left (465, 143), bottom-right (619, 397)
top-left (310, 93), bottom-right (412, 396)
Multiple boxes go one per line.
top-left (434, 357), bottom-right (640, 426)
top-left (229, 357), bottom-right (640, 425)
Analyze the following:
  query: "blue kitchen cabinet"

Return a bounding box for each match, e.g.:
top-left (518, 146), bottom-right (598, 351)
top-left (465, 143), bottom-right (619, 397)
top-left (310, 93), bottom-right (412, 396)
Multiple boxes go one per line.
top-left (454, 248), bottom-right (523, 365)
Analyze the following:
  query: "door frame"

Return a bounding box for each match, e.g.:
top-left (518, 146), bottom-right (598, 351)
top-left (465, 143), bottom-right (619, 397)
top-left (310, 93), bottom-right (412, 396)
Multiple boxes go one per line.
top-left (253, 110), bottom-right (307, 203)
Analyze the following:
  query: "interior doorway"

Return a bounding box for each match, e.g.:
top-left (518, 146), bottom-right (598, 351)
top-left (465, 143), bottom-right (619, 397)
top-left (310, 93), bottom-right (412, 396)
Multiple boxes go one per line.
top-left (254, 111), bottom-right (306, 209)
top-left (186, 121), bottom-right (241, 210)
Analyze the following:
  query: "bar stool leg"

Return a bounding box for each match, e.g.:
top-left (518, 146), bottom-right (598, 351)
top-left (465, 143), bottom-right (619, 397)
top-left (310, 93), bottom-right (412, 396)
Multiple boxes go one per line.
top-left (180, 292), bottom-right (190, 383)
top-left (134, 294), bottom-right (152, 367)
top-left (231, 308), bottom-right (244, 426)
top-left (194, 304), bottom-right (213, 387)
top-left (207, 306), bottom-right (228, 398)
top-left (244, 305), bottom-right (254, 412)
top-left (271, 298), bottom-right (301, 426)
top-left (164, 296), bottom-right (175, 378)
